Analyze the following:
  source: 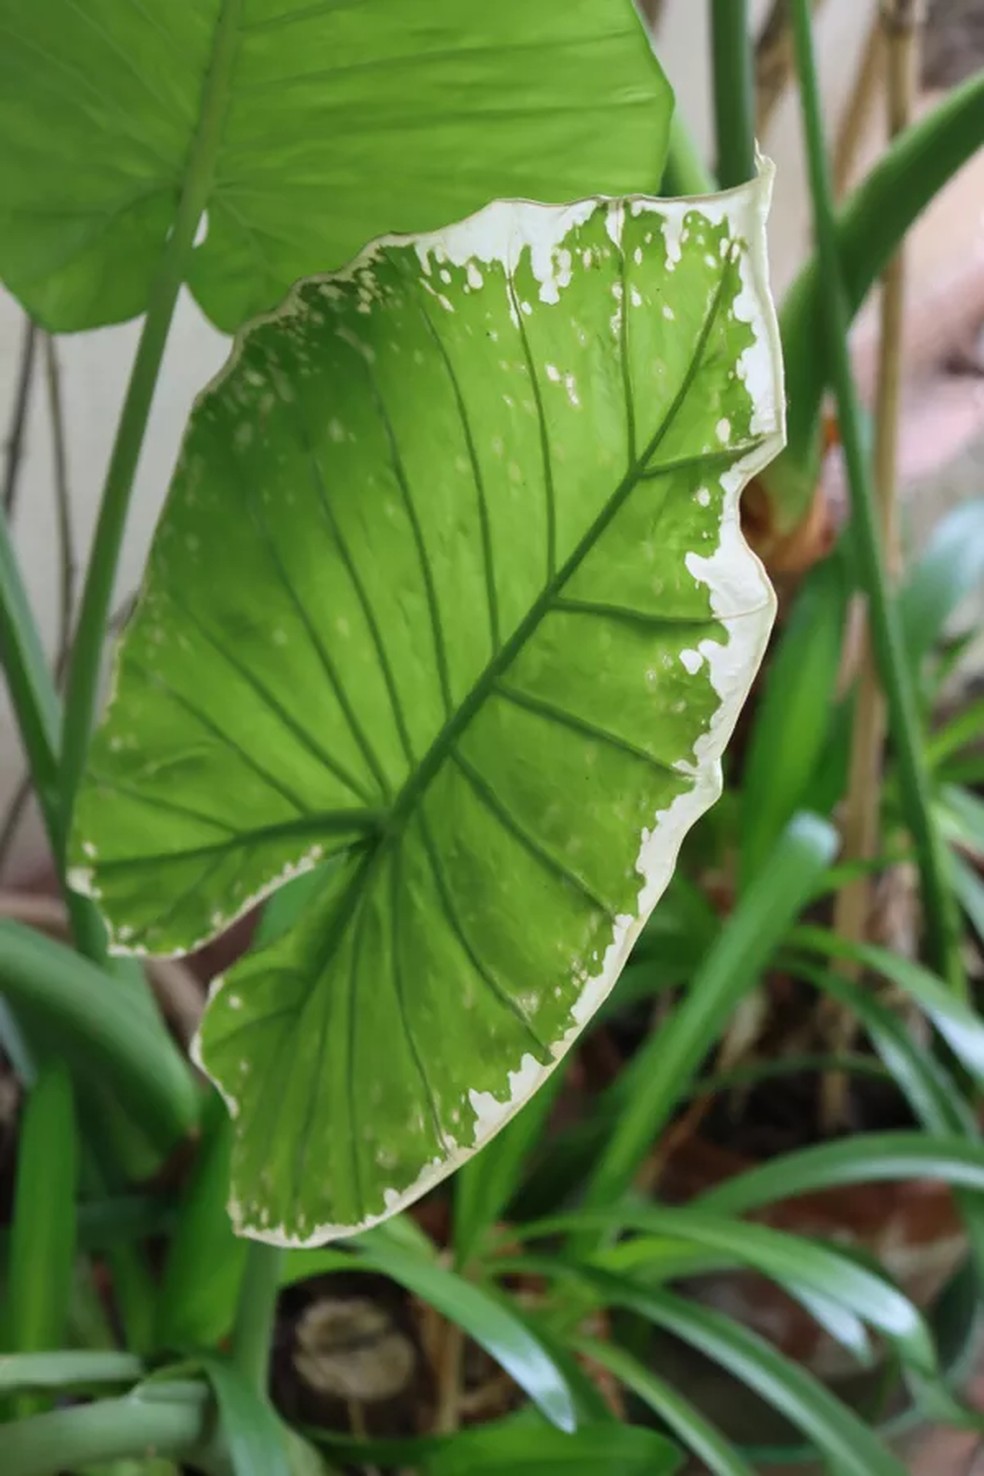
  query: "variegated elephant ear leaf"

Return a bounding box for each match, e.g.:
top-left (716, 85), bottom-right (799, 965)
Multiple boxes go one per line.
top-left (71, 169), bottom-right (784, 1246)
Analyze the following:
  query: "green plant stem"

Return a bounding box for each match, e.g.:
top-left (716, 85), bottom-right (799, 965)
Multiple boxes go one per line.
top-left (770, 67), bottom-right (984, 525)
top-left (789, 0), bottom-right (964, 998)
top-left (58, 0), bottom-right (243, 835)
top-left (231, 1241), bottom-right (282, 1395)
top-left (4, 1061), bottom-right (77, 1421)
top-left (710, 0), bottom-right (756, 187)
top-left (6, 1387), bottom-right (209, 1476)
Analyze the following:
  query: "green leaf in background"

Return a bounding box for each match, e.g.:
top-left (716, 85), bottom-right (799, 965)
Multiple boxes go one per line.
top-left (199, 1356), bottom-right (291, 1476)
top-left (900, 498), bottom-right (984, 669)
top-left (3, 1063), bottom-right (77, 1421)
top-left (793, 925), bottom-right (984, 1084)
top-left (598, 1278), bottom-right (908, 1476)
top-left (0, 0), bottom-right (670, 333)
top-left (420, 1420), bottom-right (683, 1475)
top-left (577, 1337), bottom-right (755, 1476)
top-left (347, 1238), bottom-right (577, 1433)
top-left (697, 1131), bottom-right (984, 1217)
top-left (156, 1093), bottom-right (247, 1353)
top-left (740, 555), bottom-right (847, 886)
top-left (0, 1351), bottom-right (142, 1397)
top-left (580, 812), bottom-right (836, 1214)
top-left (524, 1206), bottom-right (937, 1377)
top-left (73, 174), bottom-right (784, 1243)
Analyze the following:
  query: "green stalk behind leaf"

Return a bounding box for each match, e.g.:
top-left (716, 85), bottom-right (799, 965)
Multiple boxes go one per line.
top-left (710, 0), bottom-right (756, 187)
top-left (768, 68), bottom-right (984, 527)
top-left (580, 813), bottom-right (836, 1218)
top-left (788, 0), bottom-right (964, 996)
top-left (58, 0), bottom-right (244, 829)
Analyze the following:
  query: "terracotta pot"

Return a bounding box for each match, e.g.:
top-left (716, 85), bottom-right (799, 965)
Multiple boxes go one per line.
top-left (659, 1134), bottom-right (968, 1380)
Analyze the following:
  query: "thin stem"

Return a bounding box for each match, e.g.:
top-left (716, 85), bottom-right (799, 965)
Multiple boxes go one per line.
top-left (6, 1388), bottom-right (208, 1476)
top-left (790, 0), bottom-right (964, 994)
top-left (58, 0), bottom-right (243, 838)
top-left (711, 0), bottom-right (757, 187)
top-left (3, 320), bottom-right (37, 518)
top-left (825, 0), bottom-right (922, 1126)
top-left (833, 16), bottom-right (884, 197)
top-left (43, 335), bottom-right (76, 688)
top-left (756, 0), bottom-right (830, 140)
top-left (231, 1240), bottom-right (282, 1395)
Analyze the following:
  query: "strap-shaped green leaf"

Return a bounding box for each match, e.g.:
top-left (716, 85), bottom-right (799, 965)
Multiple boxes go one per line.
top-left (71, 174), bottom-right (783, 1244)
top-left (0, 0), bottom-right (670, 333)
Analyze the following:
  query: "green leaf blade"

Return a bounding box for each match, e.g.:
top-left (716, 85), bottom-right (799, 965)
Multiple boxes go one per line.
top-left (75, 179), bottom-right (783, 1244)
top-left (1, 0), bottom-right (672, 333)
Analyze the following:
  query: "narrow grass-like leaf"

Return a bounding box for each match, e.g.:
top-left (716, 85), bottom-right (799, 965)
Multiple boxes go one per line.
top-left (0, 1351), bottom-right (141, 1395)
top-left (793, 925), bottom-right (984, 1082)
top-left (4, 1063), bottom-right (77, 1420)
top-left (199, 1357), bottom-right (291, 1476)
top-left (354, 1239), bottom-right (577, 1433)
top-left (698, 1133), bottom-right (984, 1217)
top-left (582, 814), bottom-right (835, 1213)
top-left (422, 1420), bottom-right (682, 1475)
top-left (523, 1206), bottom-right (937, 1375)
top-left (500, 1261), bottom-right (906, 1475)
top-left (576, 1336), bottom-right (756, 1476)
top-left (0, 920), bottom-right (198, 1153)
top-left (157, 1093), bottom-right (246, 1353)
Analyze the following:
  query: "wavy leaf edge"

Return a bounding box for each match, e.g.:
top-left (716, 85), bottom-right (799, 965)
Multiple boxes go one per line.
top-left (71, 165), bottom-right (785, 1245)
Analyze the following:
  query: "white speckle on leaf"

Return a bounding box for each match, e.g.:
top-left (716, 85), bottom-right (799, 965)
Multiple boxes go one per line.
top-left (696, 486), bottom-right (711, 507)
top-left (328, 418), bottom-right (345, 442)
top-left (663, 304), bottom-right (675, 320)
top-left (716, 417), bottom-right (731, 443)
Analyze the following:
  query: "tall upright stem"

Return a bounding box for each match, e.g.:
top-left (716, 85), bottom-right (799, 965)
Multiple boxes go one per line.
top-left (790, 0), bottom-right (964, 995)
top-left (824, 0), bottom-right (924, 1122)
top-left (711, 0), bottom-right (757, 187)
top-left (58, 0), bottom-right (242, 837)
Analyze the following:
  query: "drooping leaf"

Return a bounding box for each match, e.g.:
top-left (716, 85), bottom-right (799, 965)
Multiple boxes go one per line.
top-left (0, 0), bottom-right (671, 333)
top-left (72, 176), bottom-right (784, 1244)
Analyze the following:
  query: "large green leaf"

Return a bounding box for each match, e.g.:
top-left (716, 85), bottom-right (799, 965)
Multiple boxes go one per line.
top-left (0, 0), bottom-right (670, 333)
top-left (71, 174), bottom-right (784, 1244)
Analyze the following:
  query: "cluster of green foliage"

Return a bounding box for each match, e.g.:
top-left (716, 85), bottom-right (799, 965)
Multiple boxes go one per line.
top-left (2, 2), bottom-right (984, 1474)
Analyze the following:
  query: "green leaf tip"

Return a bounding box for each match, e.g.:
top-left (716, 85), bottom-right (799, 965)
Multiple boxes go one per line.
top-left (72, 171), bottom-right (785, 1245)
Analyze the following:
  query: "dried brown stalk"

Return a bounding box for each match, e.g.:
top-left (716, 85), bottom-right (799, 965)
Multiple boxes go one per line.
top-left (823, 0), bottom-right (923, 1128)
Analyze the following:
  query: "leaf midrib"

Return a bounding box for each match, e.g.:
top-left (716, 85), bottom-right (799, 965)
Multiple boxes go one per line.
top-left (381, 259), bottom-right (738, 844)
